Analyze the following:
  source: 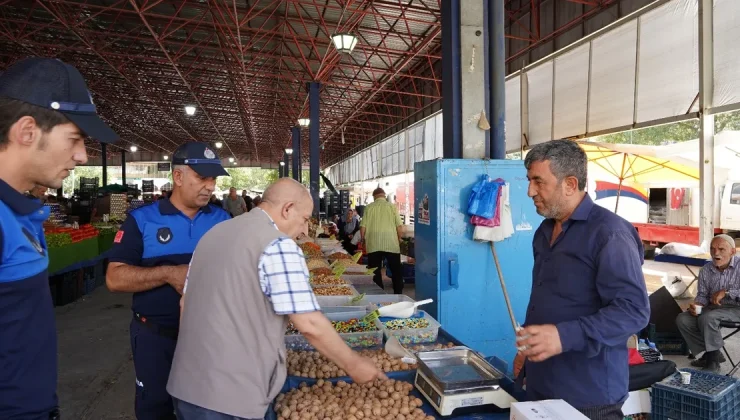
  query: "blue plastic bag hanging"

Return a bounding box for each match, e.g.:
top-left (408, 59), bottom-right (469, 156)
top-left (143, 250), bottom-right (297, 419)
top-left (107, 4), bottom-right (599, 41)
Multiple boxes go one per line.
top-left (467, 175), bottom-right (503, 219)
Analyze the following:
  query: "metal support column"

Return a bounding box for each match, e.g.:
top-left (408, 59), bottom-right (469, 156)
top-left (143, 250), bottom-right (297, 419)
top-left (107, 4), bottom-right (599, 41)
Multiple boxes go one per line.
top-left (520, 70), bottom-right (529, 156)
top-left (488, 0), bottom-right (506, 159)
top-left (309, 82), bottom-right (321, 216)
top-left (698, 0), bottom-right (715, 245)
top-left (441, 0), bottom-right (462, 159)
top-left (279, 163), bottom-right (284, 178)
top-left (101, 143), bottom-right (108, 186)
top-left (284, 153), bottom-right (291, 178)
top-left (292, 127), bottom-right (301, 183)
top-left (121, 150), bottom-right (127, 187)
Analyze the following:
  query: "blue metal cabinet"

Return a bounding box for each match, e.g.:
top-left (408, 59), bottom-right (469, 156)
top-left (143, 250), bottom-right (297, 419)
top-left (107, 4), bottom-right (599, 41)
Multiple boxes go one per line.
top-left (413, 159), bottom-right (542, 366)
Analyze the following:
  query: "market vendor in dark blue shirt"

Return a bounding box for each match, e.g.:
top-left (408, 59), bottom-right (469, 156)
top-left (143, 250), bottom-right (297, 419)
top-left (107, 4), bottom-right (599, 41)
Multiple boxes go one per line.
top-left (0, 57), bottom-right (118, 420)
top-left (106, 142), bottom-right (230, 420)
top-left (516, 140), bottom-right (650, 420)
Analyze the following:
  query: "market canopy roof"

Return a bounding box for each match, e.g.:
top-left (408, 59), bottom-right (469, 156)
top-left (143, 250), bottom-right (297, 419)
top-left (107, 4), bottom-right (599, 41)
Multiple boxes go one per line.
top-left (0, 1), bottom-right (637, 166)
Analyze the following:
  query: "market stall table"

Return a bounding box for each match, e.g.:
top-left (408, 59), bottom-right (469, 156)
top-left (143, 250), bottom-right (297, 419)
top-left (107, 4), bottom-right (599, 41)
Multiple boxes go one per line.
top-left (353, 283), bottom-right (387, 295)
top-left (279, 329), bottom-right (524, 420)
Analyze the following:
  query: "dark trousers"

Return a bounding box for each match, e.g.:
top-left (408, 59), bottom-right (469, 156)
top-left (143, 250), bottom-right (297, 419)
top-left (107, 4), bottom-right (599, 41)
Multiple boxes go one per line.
top-left (367, 251), bottom-right (404, 294)
top-left (174, 398), bottom-right (256, 420)
top-left (130, 319), bottom-right (177, 420)
top-left (577, 404), bottom-right (624, 420)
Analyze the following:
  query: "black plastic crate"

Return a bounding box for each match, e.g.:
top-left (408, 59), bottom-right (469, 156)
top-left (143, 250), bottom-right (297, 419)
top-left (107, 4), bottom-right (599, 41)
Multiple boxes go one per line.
top-left (58, 272), bottom-right (79, 306)
top-left (646, 323), bottom-right (689, 355)
top-left (84, 277), bottom-right (96, 295)
top-left (652, 369), bottom-right (740, 420)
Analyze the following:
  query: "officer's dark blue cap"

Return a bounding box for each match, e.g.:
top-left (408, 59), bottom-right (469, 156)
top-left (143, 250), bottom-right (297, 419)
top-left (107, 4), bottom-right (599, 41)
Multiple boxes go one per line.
top-left (0, 57), bottom-right (119, 143)
top-left (172, 142), bottom-right (229, 178)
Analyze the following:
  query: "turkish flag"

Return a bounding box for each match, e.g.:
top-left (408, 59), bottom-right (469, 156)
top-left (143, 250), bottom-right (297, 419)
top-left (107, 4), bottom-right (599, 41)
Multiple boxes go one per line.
top-left (670, 189), bottom-right (685, 210)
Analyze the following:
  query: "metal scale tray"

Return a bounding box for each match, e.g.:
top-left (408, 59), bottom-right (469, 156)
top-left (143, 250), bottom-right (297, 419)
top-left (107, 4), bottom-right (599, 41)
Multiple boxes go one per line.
top-left (416, 346), bottom-right (505, 394)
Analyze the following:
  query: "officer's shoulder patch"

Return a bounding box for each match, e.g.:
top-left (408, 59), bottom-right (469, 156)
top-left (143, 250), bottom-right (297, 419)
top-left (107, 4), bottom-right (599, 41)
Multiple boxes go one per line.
top-left (114, 230), bottom-right (124, 243)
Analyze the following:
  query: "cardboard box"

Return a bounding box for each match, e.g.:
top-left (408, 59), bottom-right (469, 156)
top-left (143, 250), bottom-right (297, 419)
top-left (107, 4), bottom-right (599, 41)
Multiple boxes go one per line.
top-left (621, 389), bottom-right (651, 416)
top-left (510, 400), bottom-right (589, 420)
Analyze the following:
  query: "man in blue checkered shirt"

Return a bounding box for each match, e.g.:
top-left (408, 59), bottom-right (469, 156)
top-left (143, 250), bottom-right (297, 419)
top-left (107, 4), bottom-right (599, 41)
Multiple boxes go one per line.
top-left (168, 178), bottom-right (386, 420)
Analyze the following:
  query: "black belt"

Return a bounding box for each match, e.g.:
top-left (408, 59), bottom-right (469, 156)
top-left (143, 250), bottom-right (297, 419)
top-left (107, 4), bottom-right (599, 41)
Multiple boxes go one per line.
top-left (133, 313), bottom-right (178, 340)
top-left (49, 408), bottom-right (60, 420)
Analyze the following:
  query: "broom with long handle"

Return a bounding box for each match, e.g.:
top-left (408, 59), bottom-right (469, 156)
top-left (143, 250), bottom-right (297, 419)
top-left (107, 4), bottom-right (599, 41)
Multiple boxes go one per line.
top-left (489, 241), bottom-right (519, 332)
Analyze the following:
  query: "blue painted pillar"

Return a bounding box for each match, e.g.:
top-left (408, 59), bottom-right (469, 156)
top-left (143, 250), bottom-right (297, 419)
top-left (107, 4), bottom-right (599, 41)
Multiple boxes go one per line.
top-left (488, 0), bottom-right (506, 159)
top-left (441, 0), bottom-right (462, 159)
top-left (292, 126), bottom-right (301, 183)
top-left (121, 150), bottom-right (126, 186)
top-left (309, 82), bottom-right (320, 216)
top-left (284, 152), bottom-right (290, 178)
top-left (101, 143), bottom-right (108, 186)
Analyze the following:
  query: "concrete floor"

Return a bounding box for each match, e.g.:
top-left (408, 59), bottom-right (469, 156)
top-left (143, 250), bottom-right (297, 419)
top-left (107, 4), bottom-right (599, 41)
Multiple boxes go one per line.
top-left (56, 288), bottom-right (136, 420)
top-left (56, 272), bottom-right (740, 419)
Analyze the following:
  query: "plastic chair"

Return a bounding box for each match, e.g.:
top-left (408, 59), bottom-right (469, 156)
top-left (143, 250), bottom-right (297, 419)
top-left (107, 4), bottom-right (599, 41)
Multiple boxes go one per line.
top-left (720, 320), bottom-right (740, 377)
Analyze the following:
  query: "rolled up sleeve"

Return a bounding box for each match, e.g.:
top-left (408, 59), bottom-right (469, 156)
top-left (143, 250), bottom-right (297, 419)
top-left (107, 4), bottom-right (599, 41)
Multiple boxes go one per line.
top-left (258, 238), bottom-right (320, 315)
top-left (556, 231), bottom-right (650, 356)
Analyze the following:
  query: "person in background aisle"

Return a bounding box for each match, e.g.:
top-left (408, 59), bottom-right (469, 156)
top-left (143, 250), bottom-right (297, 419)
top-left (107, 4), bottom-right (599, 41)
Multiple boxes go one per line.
top-left (168, 178), bottom-right (385, 420)
top-left (676, 234), bottom-right (740, 372)
top-left (242, 189), bottom-right (254, 212)
top-left (0, 57), bottom-right (119, 420)
top-left (343, 208), bottom-right (361, 239)
top-left (106, 142), bottom-right (230, 420)
top-left (516, 140), bottom-right (649, 420)
top-left (209, 194), bottom-right (222, 208)
top-left (341, 208), bottom-right (361, 253)
top-left (361, 188), bottom-right (404, 294)
top-left (223, 187), bottom-right (247, 217)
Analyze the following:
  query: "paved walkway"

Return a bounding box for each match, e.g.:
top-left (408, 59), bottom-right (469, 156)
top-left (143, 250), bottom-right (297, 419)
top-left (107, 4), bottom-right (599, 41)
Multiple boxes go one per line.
top-left (56, 287), bottom-right (135, 419)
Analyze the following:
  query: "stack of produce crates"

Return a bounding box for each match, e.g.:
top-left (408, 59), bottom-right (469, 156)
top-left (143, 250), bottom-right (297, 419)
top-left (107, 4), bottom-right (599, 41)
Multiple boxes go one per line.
top-left (652, 369), bottom-right (740, 419)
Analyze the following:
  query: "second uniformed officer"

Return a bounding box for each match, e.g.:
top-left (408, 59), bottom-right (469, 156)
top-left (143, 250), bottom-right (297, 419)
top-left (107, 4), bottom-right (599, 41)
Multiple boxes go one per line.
top-left (106, 142), bottom-right (230, 420)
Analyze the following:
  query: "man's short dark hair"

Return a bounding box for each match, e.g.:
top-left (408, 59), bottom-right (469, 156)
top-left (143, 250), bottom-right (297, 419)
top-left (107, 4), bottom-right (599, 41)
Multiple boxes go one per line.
top-left (523, 140), bottom-right (588, 191)
top-left (0, 96), bottom-right (71, 149)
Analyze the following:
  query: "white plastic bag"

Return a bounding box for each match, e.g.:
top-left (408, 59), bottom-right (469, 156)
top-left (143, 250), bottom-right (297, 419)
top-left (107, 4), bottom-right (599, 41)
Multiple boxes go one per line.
top-left (659, 242), bottom-right (706, 257)
top-left (661, 271), bottom-right (697, 299)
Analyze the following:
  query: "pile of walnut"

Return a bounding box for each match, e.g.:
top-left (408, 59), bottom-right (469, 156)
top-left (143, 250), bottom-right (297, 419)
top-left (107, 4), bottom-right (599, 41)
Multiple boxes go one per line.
top-left (288, 350), bottom-right (417, 379)
top-left (274, 379), bottom-right (434, 420)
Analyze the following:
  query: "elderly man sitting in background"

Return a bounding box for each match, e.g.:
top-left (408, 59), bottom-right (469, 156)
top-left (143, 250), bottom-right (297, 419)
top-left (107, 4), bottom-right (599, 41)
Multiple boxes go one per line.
top-left (676, 234), bottom-right (740, 372)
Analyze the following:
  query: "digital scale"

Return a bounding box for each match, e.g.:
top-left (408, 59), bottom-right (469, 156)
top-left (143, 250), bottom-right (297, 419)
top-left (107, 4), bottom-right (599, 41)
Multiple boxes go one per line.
top-left (414, 347), bottom-right (516, 416)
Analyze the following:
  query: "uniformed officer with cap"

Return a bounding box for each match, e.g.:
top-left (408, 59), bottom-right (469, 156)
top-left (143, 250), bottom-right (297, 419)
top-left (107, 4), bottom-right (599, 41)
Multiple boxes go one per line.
top-left (106, 142), bottom-right (230, 420)
top-left (0, 57), bottom-right (119, 419)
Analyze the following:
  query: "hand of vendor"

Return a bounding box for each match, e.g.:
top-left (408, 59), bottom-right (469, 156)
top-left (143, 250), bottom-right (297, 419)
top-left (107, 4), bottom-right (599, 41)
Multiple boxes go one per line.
top-left (167, 264), bottom-right (190, 295)
top-left (712, 290), bottom-right (727, 306)
top-left (516, 324), bottom-right (563, 363)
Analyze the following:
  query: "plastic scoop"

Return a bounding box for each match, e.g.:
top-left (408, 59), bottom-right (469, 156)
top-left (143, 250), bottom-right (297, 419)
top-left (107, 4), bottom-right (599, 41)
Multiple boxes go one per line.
top-left (378, 299), bottom-right (433, 319)
top-left (384, 336), bottom-right (417, 364)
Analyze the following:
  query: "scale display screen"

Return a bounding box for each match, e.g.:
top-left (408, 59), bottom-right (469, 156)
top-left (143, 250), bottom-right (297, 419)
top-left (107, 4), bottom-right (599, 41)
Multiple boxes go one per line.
top-left (431, 365), bottom-right (486, 383)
